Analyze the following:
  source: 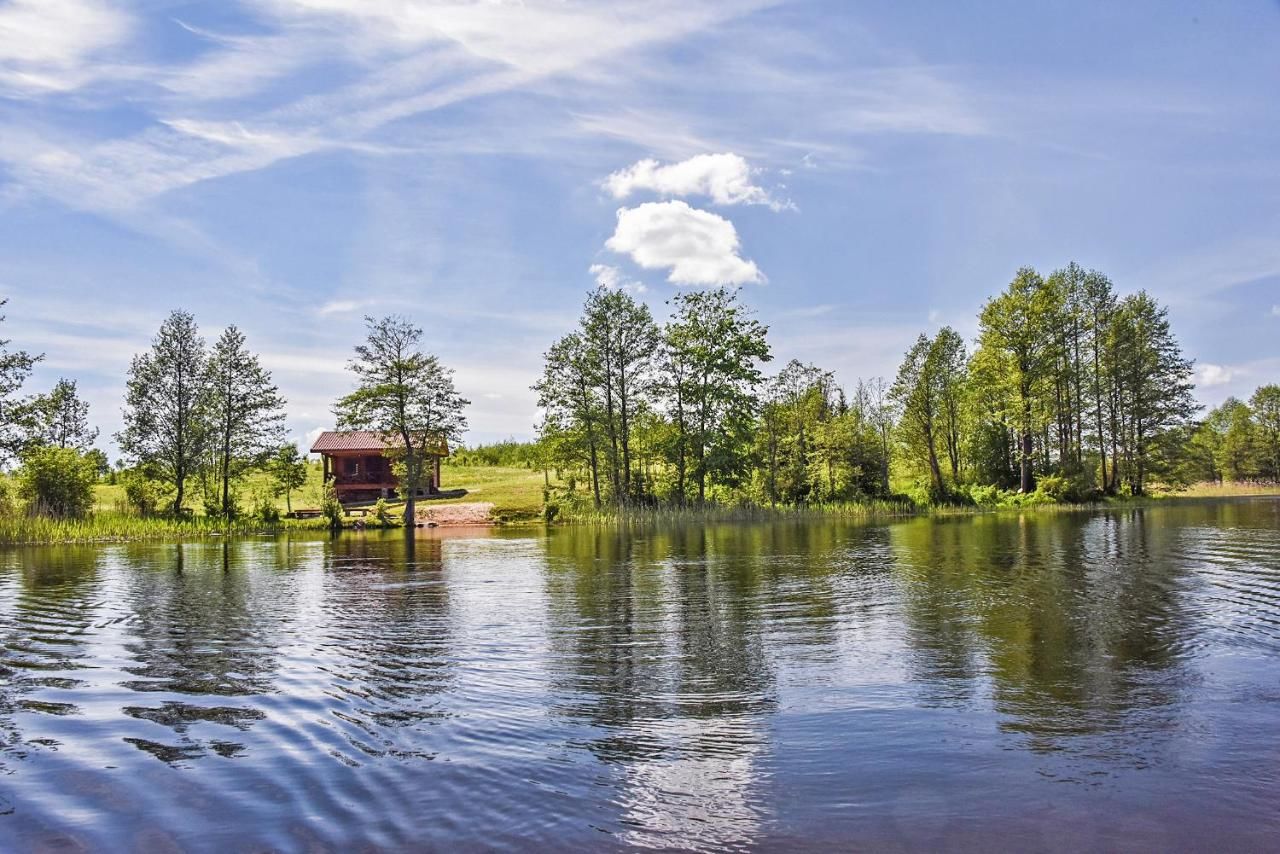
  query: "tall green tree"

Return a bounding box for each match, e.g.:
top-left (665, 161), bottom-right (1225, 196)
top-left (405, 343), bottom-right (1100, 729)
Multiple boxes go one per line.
top-left (892, 335), bottom-right (946, 493)
top-left (930, 327), bottom-right (968, 483)
top-left (1108, 292), bottom-right (1196, 494)
top-left (1250, 385), bottom-right (1280, 480)
top-left (205, 326), bottom-right (287, 516)
top-left (268, 443), bottom-right (310, 514)
top-left (663, 288), bottom-right (771, 503)
top-left (976, 268), bottom-right (1058, 492)
top-left (335, 316), bottom-right (469, 525)
top-left (534, 332), bottom-right (604, 508)
top-left (581, 288), bottom-right (660, 503)
top-left (29, 377), bottom-right (97, 451)
top-left (0, 300), bottom-right (42, 464)
top-left (118, 310), bottom-right (209, 515)
top-left (1080, 270), bottom-right (1118, 490)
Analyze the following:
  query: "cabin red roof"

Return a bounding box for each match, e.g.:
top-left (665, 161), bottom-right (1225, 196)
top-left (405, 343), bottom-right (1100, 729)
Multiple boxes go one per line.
top-left (310, 431), bottom-right (448, 455)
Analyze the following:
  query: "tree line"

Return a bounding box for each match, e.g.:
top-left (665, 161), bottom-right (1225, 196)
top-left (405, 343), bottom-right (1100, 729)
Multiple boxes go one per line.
top-left (534, 264), bottom-right (1262, 510)
top-left (0, 307), bottom-right (467, 522)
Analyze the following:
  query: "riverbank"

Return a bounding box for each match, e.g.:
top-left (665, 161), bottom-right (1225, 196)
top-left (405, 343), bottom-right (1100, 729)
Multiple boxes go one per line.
top-left (2, 466), bottom-right (1275, 546)
top-left (0, 512), bottom-right (332, 546)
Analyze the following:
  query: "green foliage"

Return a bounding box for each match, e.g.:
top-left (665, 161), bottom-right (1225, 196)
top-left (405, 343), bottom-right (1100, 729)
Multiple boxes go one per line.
top-left (28, 377), bottom-right (98, 451)
top-left (335, 315), bottom-right (469, 524)
top-left (253, 492), bottom-right (281, 524)
top-left (0, 299), bottom-right (42, 465)
top-left (268, 443), bottom-right (310, 513)
top-left (117, 310), bottom-right (208, 515)
top-left (450, 439), bottom-right (541, 467)
top-left (206, 325), bottom-right (286, 517)
top-left (372, 498), bottom-right (396, 526)
top-left (119, 469), bottom-right (167, 517)
top-left (321, 477), bottom-right (343, 529)
top-left (17, 446), bottom-right (97, 518)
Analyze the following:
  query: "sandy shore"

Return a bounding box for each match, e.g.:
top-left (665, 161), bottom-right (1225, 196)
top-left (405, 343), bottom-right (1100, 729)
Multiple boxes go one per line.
top-left (416, 502), bottom-right (494, 526)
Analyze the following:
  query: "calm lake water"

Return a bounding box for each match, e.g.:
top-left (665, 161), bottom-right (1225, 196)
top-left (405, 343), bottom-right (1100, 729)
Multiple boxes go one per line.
top-left (2, 499), bottom-right (1279, 852)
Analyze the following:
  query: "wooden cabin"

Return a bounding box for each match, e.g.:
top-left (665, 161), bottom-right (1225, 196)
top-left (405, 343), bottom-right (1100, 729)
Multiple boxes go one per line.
top-left (310, 431), bottom-right (446, 505)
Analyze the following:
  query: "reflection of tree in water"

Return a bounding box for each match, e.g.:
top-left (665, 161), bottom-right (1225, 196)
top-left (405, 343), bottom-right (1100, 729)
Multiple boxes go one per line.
top-left (117, 541), bottom-right (292, 764)
top-left (890, 510), bottom-right (1191, 758)
top-left (314, 534), bottom-right (454, 762)
top-left (0, 546), bottom-right (105, 775)
top-left (543, 523), bottom-right (858, 848)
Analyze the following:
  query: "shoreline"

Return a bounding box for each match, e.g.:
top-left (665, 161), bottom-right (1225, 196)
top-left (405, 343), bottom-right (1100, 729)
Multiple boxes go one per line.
top-left (3, 488), bottom-right (1277, 547)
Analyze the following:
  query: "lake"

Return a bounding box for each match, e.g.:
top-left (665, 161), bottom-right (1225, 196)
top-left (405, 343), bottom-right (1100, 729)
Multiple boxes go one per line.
top-left (1, 498), bottom-right (1278, 851)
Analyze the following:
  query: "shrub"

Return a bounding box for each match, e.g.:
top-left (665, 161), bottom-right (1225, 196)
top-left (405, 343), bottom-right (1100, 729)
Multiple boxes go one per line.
top-left (542, 502), bottom-right (560, 523)
top-left (1034, 470), bottom-right (1100, 504)
top-left (321, 477), bottom-right (344, 529)
top-left (252, 492), bottom-right (280, 524)
top-left (0, 479), bottom-right (16, 517)
top-left (966, 484), bottom-right (1003, 507)
top-left (120, 470), bottom-right (167, 516)
top-left (17, 446), bottom-right (97, 518)
top-left (372, 498), bottom-right (396, 526)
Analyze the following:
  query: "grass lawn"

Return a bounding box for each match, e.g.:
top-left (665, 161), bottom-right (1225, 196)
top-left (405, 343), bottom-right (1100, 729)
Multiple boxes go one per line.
top-left (431, 464), bottom-right (552, 520)
top-left (91, 461), bottom-right (332, 516)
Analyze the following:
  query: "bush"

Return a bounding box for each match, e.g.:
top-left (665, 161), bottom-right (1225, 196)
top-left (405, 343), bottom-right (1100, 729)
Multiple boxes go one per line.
top-left (120, 470), bottom-right (167, 516)
top-left (372, 498), bottom-right (396, 526)
top-left (542, 502), bottom-right (560, 523)
top-left (252, 492), bottom-right (280, 524)
top-left (321, 477), bottom-right (344, 529)
top-left (966, 484), bottom-right (1003, 507)
top-left (1034, 470), bottom-right (1101, 504)
top-left (17, 446), bottom-right (97, 518)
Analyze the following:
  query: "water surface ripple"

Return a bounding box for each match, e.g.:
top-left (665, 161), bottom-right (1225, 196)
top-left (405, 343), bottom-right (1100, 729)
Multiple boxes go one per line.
top-left (1, 499), bottom-right (1278, 851)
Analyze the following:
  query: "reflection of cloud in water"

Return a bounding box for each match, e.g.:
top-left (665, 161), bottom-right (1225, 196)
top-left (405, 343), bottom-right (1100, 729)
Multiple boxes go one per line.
top-left (616, 715), bottom-right (768, 850)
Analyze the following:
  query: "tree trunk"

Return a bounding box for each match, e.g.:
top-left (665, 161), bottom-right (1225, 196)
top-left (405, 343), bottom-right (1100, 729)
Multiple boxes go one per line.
top-left (402, 433), bottom-right (417, 526)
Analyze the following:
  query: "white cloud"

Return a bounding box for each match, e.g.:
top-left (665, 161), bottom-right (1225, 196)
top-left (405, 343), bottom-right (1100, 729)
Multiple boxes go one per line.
top-left (605, 201), bottom-right (763, 286)
top-left (1272, 305), bottom-right (1280, 317)
top-left (604, 152), bottom-right (790, 210)
top-left (1195, 363), bottom-right (1235, 387)
top-left (0, 0), bottom-right (132, 94)
top-left (589, 263), bottom-right (647, 294)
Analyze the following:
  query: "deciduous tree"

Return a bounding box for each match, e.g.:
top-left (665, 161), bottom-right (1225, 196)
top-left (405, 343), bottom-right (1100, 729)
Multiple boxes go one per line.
top-left (118, 311), bottom-right (209, 515)
top-left (335, 316), bottom-right (469, 526)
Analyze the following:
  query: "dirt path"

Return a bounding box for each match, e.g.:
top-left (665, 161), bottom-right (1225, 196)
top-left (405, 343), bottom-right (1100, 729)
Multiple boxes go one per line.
top-left (416, 502), bottom-right (494, 526)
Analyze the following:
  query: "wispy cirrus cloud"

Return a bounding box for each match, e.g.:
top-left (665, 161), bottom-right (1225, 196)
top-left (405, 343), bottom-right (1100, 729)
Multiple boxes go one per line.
top-left (0, 0), bottom-right (133, 95)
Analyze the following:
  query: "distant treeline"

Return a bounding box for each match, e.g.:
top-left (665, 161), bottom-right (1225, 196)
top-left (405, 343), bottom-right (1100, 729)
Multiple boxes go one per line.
top-left (449, 439), bottom-right (543, 468)
top-left (533, 265), bottom-right (1278, 510)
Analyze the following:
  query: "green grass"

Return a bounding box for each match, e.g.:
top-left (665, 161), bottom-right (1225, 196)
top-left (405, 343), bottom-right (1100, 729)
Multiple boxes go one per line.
top-left (91, 461), bottom-right (331, 516)
top-left (434, 464), bottom-right (550, 520)
top-left (0, 512), bottom-right (329, 546)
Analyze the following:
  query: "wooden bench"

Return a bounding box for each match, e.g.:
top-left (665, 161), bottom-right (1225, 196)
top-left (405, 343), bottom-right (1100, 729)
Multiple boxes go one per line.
top-left (287, 509), bottom-right (324, 519)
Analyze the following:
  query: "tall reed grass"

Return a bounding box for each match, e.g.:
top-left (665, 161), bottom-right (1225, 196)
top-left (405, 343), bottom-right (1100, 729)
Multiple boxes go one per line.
top-left (0, 512), bottom-right (330, 546)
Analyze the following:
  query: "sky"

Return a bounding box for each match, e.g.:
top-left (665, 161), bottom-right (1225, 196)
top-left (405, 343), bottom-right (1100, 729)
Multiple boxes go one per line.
top-left (1, 0), bottom-right (1278, 453)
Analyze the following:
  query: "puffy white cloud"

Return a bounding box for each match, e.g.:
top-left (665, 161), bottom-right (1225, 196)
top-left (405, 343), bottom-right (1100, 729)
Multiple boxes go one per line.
top-left (1272, 305), bottom-right (1280, 317)
top-left (589, 263), bottom-right (647, 294)
top-left (1195, 363), bottom-right (1235, 387)
top-left (0, 0), bottom-right (131, 93)
top-left (604, 153), bottom-right (790, 209)
top-left (605, 201), bottom-right (763, 286)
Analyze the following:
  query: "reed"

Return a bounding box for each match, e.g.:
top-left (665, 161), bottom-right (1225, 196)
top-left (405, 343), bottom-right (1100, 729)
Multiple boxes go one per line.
top-left (562, 498), bottom-right (923, 526)
top-left (0, 512), bottom-right (330, 546)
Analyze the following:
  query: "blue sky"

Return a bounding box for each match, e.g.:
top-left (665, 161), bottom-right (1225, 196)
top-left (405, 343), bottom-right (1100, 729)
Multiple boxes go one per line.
top-left (1, 0), bottom-right (1278, 451)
